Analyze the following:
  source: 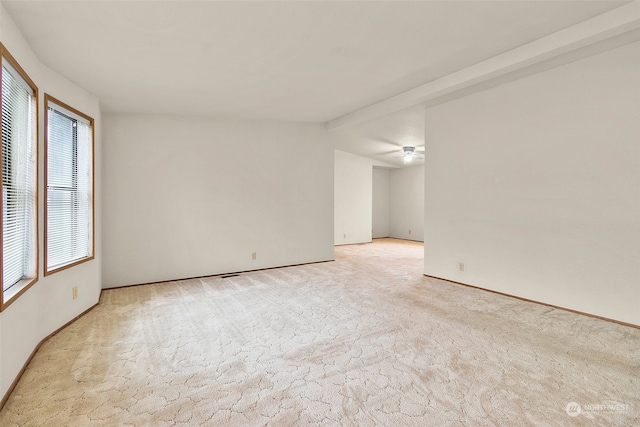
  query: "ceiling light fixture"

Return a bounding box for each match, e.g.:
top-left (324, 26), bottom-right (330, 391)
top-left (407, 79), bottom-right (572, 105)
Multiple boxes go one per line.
top-left (402, 146), bottom-right (415, 164)
top-left (404, 153), bottom-right (413, 164)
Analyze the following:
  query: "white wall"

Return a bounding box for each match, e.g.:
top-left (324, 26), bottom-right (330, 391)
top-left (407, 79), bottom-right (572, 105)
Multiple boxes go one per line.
top-left (341, 158), bottom-right (423, 243)
top-left (0, 6), bottom-right (102, 400)
top-left (372, 167), bottom-right (390, 238)
top-left (334, 150), bottom-right (373, 245)
top-left (389, 165), bottom-right (424, 241)
top-left (334, 150), bottom-right (395, 245)
top-left (424, 41), bottom-right (640, 325)
top-left (102, 115), bottom-right (334, 288)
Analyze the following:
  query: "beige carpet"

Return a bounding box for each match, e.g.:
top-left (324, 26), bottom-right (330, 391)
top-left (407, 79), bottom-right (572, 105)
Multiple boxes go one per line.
top-left (1, 238), bottom-right (638, 426)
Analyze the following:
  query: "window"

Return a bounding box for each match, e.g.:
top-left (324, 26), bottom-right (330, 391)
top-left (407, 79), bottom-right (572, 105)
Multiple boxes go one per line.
top-left (45, 95), bottom-right (94, 275)
top-left (0, 45), bottom-right (38, 311)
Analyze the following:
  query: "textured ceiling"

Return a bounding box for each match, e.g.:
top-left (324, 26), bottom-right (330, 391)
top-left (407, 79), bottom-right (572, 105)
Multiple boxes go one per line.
top-left (1, 0), bottom-right (631, 165)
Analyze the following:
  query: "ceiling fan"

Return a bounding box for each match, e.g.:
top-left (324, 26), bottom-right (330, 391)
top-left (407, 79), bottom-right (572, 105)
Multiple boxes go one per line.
top-left (401, 146), bottom-right (424, 164)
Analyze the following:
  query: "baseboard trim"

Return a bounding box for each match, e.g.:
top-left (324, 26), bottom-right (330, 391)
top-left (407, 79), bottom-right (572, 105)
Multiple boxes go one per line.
top-left (103, 259), bottom-right (335, 291)
top-left (0, 301), bottom-right (100, 411)
top-left (376, 237), bottom-right (424, 243)
top-left (424, 274), bottom-right (640, 330)
top-left (340, 238), bottom-right (424, 245)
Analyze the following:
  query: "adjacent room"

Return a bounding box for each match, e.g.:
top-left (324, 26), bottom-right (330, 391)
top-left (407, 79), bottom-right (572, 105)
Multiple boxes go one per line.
top-left (0, 1), bottom-right (638, 425)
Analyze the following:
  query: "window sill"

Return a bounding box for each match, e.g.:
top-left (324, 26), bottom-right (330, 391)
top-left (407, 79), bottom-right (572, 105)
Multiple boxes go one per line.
top-left (1, 276), bottom-right (38, 311)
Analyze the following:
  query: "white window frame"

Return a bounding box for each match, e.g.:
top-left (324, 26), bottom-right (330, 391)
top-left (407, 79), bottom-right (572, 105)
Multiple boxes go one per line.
top-left (0, 44), bottom-right (38, 311)
top-left (44, 94), bottom-right (94, 275)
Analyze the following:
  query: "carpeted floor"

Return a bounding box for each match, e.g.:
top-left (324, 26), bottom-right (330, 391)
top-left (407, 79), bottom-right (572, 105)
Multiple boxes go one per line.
top-left (0, 238), bottom-right (638, 426)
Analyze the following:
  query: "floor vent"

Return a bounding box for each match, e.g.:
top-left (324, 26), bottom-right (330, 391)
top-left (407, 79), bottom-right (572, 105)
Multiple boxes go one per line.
top-left (221, 274), bottom-right (240, 279)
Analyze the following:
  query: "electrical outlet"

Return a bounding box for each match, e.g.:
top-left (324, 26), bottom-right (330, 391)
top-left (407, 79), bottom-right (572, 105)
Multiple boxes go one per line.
top-left (409, 230), bottom-right (412, 234)
top-left (343, 234), bottom-right (346, 239)
top-left (252, 252), bottom-right (256, 260)
top-left (458, 262), bottom-right (465, 272)
top-left (72, 286), bottom-right (78, 300)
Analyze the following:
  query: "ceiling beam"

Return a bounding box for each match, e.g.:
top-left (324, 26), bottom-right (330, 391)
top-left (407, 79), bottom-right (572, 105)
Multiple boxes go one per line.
top-left (327, 1), bottom-right (640, 132)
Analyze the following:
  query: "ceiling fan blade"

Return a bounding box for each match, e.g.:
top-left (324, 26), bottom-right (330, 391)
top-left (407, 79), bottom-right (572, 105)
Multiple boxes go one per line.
top-left (380, 149), bottom-right (401, 156)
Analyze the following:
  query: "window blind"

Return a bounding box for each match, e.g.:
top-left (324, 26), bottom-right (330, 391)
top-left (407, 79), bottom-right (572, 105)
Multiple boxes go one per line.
top-left (1, 60), bottom-right (37, 291)
top-left (46, 102), bottom-right (92, 271)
